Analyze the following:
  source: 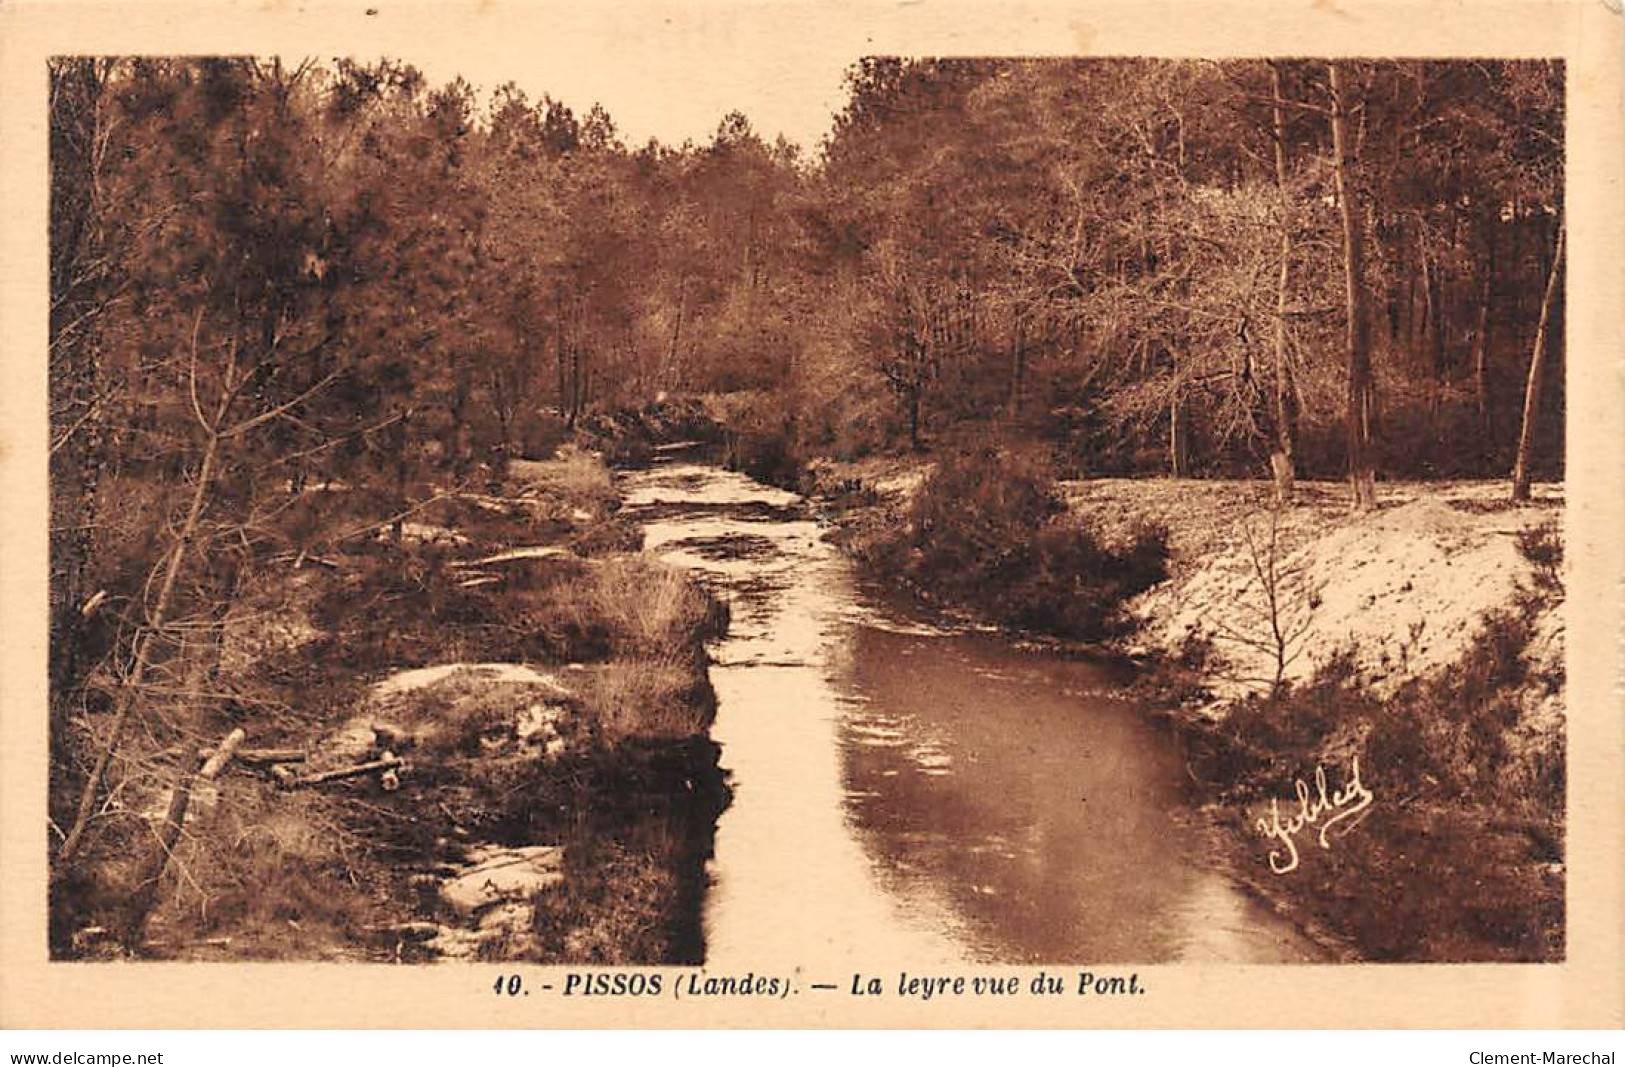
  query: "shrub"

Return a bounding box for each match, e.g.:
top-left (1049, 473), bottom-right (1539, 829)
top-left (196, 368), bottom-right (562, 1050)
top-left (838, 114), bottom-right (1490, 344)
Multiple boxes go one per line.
top-left (726, 426), bottom-right (799, 489)
top-left (137, 788), bottom-right (379, 960)
top-left (1222, 600), bottom-right (1545, 807)
top-left (1516, 519), bottom-right (1564, 596)
top-left (716, 391), bottom-right (801, 489)
top-left (568, 517), bottom-right (644, 557)
top-left (1196, 598), bottom-right (1563, 961)
top-left (512, 410), bottom-right (571, 461)
top-left (570, 411), bottom-right (655, 468)
top-left (992, 516), bottom-right (1169, 637)
top-left (876, 446), bottom-right (1170, 640)
top-left (530, 830), bottom-right (683, 964)
top-left (907, 445), bottom-right (1059, 579)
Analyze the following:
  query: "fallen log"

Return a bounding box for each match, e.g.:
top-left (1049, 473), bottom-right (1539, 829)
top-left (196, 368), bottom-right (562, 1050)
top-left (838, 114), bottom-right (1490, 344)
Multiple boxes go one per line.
top-left (121, 727), bottom-right (246, 950)
top-left (285, 754), bottom-right (404, 789)
top-left (198, 746), bottom-right (305, 765)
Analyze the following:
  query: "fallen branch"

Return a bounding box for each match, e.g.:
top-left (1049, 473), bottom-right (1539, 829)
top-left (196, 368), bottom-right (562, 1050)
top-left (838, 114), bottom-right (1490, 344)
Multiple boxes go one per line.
top-left (365, 921), bottom-right (441, 943)
top-left (285, 754), bottom-right (404, 789)
top-left (289, 551), bottom-right (340, 570)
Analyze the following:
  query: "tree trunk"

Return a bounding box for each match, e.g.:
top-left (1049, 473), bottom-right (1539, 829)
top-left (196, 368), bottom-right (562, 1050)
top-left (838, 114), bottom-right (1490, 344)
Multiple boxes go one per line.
top-left (1419, 229), bottom-right (1440, 421)
top-left (390, 408), bottom-right (409, 543)
top-left (568, 296), bottom-right (587, 426)
top-left (554, 288), bottom-right (570, 427)
top-left (1472, 228), bottom-right (1496, 451)
top-left (1329, 62), bottom-right (1378, 510)
top-left (1169, 382), bottom-right (1186, 477)
top-left (287, 753), bottom-right (404, 788)
top-left (492, 365), bottom-right (515, 476)
top-left (1511, 219), bottom-right (1565, 502)
top-left (666, 278), bottom-right (686, 391)
top-left (1268, 62), bottom-right (1297, 500)
top-left (49, 61), bottom-right (117, 726)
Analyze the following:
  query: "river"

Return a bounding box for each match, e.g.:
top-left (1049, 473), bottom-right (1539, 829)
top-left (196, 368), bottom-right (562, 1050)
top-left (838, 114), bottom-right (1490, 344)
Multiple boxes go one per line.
top-left (621, 453), bottom-right (1322, 968)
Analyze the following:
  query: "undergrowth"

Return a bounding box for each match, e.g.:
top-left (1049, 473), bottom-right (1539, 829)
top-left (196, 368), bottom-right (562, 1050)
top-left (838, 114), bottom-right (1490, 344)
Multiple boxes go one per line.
top-left (54, 448), bottom-right (729, 964)
top-left (1177, 571), bottom-right (1564, 962)
top-left (857, 445), bottom-right (1168, 640)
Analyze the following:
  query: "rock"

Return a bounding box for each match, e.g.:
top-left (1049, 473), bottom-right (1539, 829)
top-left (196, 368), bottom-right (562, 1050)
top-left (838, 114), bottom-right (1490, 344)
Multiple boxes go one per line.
top-left (439, 845), bottom-right (565, 917)
top-left (71, 926), bottom-right (113, 953)
top-left (372, 662), bottom-right (571, 698)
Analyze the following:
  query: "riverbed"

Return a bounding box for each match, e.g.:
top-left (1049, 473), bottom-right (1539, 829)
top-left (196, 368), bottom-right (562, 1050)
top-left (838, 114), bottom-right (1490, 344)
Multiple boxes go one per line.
top-left (621, 454), bottom-right (1322, 967)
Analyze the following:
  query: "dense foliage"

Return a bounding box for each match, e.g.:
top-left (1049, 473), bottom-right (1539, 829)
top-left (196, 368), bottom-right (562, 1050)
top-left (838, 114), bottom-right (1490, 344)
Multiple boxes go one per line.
top-left (861, 447), bottom-right (1170, 638)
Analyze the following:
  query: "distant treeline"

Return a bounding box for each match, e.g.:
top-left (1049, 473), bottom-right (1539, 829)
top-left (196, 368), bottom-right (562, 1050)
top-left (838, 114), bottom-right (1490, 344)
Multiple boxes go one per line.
top-left (52, 56), bottom-right (1564, 486)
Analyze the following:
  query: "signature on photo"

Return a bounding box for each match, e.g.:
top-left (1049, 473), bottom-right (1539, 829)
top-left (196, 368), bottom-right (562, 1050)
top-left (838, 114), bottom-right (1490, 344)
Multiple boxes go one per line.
top-left (1254, 756), bottom-right (1375, 875)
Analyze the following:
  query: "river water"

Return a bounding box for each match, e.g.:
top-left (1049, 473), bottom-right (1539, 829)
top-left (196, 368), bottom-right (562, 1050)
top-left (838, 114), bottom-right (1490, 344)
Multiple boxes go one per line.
top-left (622, 454), bottom-right (1321, 968)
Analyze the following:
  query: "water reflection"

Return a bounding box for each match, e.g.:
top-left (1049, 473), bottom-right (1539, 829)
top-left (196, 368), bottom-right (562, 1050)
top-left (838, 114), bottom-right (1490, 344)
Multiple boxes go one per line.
top-left (834, 626), bottom-right (1319, 963)
top-left (621, 459), bottom-right (1321, 967)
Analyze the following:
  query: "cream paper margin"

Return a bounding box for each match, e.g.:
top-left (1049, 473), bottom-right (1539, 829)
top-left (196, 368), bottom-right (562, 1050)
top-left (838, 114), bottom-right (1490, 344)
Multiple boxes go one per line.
top-left (0, 0), bottom-right (1620, 1030)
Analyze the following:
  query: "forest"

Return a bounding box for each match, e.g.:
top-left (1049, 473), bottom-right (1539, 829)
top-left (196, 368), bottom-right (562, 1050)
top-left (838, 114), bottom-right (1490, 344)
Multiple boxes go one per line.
top-left (46, 56), bottom-right (1566, 959)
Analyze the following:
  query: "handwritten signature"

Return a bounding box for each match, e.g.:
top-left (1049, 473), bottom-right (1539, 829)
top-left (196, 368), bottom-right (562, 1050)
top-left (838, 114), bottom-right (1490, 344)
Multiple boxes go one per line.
top-left (1254, 755), bottom-right (1375, 875)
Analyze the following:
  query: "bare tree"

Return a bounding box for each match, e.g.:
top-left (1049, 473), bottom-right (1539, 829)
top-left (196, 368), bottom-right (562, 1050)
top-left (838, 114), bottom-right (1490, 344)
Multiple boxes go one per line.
top-left (1209, 499), bottom-right (1317, 696)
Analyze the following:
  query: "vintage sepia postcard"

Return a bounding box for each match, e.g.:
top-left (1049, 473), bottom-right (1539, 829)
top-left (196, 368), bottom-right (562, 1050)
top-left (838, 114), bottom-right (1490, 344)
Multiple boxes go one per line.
top-left (1, 0), bottom-right (1621, 1030)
